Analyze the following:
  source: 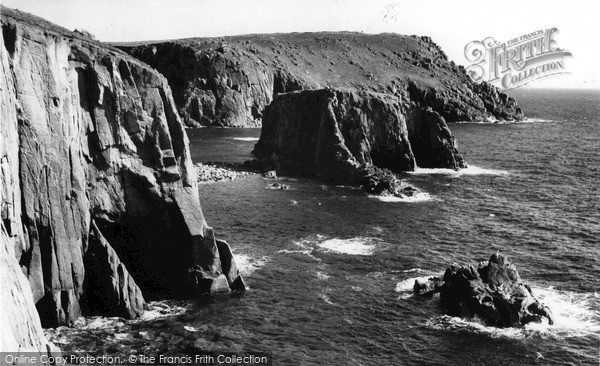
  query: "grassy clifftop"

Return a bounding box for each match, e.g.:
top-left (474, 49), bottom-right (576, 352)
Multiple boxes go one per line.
top-left (116, 32), bottom-right (523, 127)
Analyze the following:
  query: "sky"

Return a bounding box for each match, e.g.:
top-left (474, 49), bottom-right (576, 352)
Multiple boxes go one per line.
top-left (2, 0), bottom-right (599, 89)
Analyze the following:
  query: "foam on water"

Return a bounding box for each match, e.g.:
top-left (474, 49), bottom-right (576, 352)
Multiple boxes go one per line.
top-left (395, 276), bottom-right (435, 293)
top-left (318, 292), bottom-right (336, 305)
top-left (532, 286), bottom-right (600, 337)
top-left (141, 300), bottom-right (190, 321)
top-left (316, 271), bottom-right (330, 280)
top-left (425, 286), bottom-right (600, 339)
top-left (233, 253), bottom-right (269, 275)
top-left (522, 117), bottom-right (555, 123)
top-left (408, 165), bottom-right (509, 177)
top-left (317, 237), bottom-right (378, 255)
top-left (454, 117), bottom-right (554, 124)
top-left (229, 137), bottom-right (259, 141)
top-left (283, 235), bottom-right (383, 257)
top-left (368, 192), bottom-right (434, 203)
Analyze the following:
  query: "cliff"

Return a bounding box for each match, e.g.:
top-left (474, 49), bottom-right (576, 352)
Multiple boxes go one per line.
top-left (116, 33), bottom-right (523, 127)
top-left (253, 88), bottom-right (465, 192)
top-left (1, 6), bottom-right (244, 352)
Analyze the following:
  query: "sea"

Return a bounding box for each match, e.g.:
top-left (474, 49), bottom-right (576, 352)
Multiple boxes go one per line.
top-left (47, 89), bottom-right (600, 365)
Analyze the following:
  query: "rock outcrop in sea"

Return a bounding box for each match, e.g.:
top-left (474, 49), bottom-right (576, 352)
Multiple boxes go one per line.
top-left (252, 88), bottom-right (464, 195)
top-left (1, 6), bottom-right (244, 353)
top-left (414, 253), bottom-right (554, 327)
top-left (116, 33), bottom-right (524, 127)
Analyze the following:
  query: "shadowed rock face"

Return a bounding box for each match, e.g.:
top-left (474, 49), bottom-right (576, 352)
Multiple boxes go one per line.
top-left (0, 5), bottom-right (244, 348)
top-left (117, 33), bottom-right (523, 127)
top-left (414, 253), bottom-right (554, 327)
top-left (252, 88), bottom-right (465, 190)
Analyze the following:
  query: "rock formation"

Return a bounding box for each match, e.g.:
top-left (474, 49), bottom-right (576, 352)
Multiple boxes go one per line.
top-left (1, 6), bottom-right (244, 352)
top-left (117, 33), bottom-right (523, 127)
top-left (252, 88), bottom-right (465, 195)
top-left (414, 253), bottom-right (554, 327)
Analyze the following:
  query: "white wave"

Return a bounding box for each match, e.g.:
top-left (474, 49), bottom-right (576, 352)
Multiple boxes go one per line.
top-left (426, 286), bottom-right (600, 339)
top-left (316, 271), bottom-right (330, 280)
top-left (318, 292), bottom-right (336, 305)
top-left (402, 268), bottom-right (427, 273)
top-left (531, 286), bottom-right (600, 336)
top-left (229, 137), bottom-right (259, 141)
top-left (277, 249), bottom-right (318, 260)
top-left (286, 235), bottom-right (383, 257)
top-left (278, 237), bottom-right (321, 261)
top-left (368, 192), bottom-right (434, 203)
top-left (408, 165), bottom-right (508, 177)
top-left (317, 237), bottom-right (377, 255)
top-left (233, 253), bottom-right (268, 275)
top-left (395, 276), bottom-right (434, 293)
top-left (141, 301), bottom-right (190, 321)
top-left (522, 117), bottom-right (554, 123)
top-left (454, 118), bottom-right (554, 124)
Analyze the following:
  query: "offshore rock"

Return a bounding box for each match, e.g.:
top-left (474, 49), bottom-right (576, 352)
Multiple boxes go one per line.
top-left (117, 33), bottom-right (523, 127)
top-left (252, 88), bottom-right (465, 193)
top-left (436, 253), bottom-right (554, 327)
top-left (0, 5), bottom-right (244, 340)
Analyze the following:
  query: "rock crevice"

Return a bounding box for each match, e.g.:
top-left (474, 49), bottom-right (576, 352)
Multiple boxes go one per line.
top-left (1, 6), bottom-right (244, 352)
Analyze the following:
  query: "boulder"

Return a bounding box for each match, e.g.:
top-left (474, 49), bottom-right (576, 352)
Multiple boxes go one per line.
top-left (420, 253), bottom-right (554, 327)
top-left (413, 276), bottom-right (444, 296)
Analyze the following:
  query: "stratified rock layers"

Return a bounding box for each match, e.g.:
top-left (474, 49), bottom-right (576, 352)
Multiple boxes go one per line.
top-left (119, 34), bottom-right (523, 127)
top-left (253, 89), bottom-right (465, 185)
top-left (0, 6), bottom-right (244, 352)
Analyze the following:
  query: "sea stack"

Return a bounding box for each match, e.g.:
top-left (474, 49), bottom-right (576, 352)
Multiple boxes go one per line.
top-left (252, 88), bottom-right (465, 194)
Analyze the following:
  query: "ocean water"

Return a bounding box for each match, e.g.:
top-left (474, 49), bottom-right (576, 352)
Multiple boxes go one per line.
top-left (47, 89), bottom-right (600, 365)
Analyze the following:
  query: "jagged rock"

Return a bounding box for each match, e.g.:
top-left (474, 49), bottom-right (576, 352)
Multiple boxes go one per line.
top-left (269, 183), bottom-right (288, 190)
top-left (437, 253), bottom-right (554, 327)
top-left (252, 88), bottom-right (465, 194)
top-left (263, 170), bottom-right (277, 179)
top-left (413, 276), bottom-right (444, 296)
top-left (0, 5), bottom-right (245, 335)
top-left (117, 33), bottom-right (524, 127)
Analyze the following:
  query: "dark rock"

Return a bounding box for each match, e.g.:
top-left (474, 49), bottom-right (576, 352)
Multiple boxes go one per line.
top-left (439, 253), bottom-right (554, 327)
top-left (117, 33), bottom-right (524, 128)
top-left (253, 88), bottom-right (465, 195)
top-left (269, 183), bottom-right (288, 190)
top-left (82, 221), bottom-right (146, 319)
top-left (0, 5), bottom-right (245, 337)
top-left (413, 276), bottom-right (444, 296)
top-left (263, 170), bottom-right (277, 179)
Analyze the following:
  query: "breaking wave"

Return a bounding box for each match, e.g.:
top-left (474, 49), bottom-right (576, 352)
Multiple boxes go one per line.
top-left (408, 165), bottom-right (509, 176)
top-left (368, 192), bottom-right (434, 203)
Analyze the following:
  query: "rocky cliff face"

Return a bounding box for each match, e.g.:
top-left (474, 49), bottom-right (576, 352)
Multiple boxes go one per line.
top-left (117, 33), bottom-right (523, 127)
top-left (1, 6), bottom-right (244, 351)
top-left (253, 88), bottom-right (465, 190)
